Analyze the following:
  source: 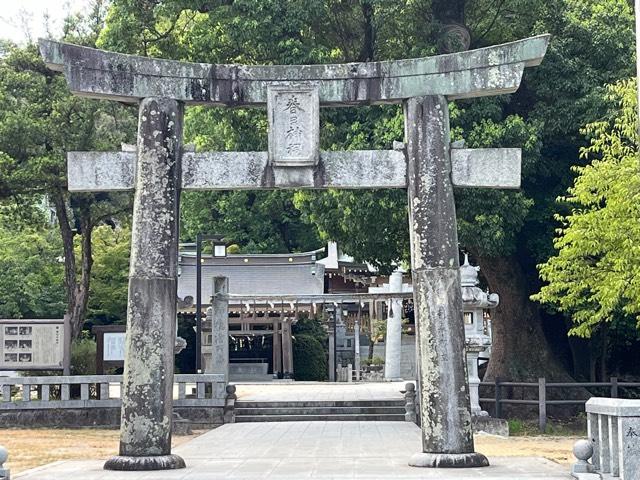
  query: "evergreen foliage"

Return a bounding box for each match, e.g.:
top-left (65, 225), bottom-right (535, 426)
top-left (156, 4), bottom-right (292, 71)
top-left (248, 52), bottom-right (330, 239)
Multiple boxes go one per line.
top-left (293, 317), bottom-right (328, 381)
top-left (0, 0), bottom-right (637, 379)
top-left (293, 334), bottom-right (328, 381)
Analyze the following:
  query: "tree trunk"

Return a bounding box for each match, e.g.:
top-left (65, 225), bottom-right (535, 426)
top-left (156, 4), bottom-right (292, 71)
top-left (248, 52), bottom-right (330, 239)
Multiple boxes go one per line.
top-left (52, 190), bottom-right (94, 339)
top-left (475, 253), bottom-right (573, 382)
top-left (600, 326), bottom-right (609, 382)
top-left (431, 0), bottom-right (465, 23)
top-left (358, 0), bottom-right (376, 62)
top-left (474, 254), bottom-right (588, 418)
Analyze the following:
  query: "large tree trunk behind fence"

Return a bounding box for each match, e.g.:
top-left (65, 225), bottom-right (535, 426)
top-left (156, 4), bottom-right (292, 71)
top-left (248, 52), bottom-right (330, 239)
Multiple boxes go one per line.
top-left (475, 253), bottom-right (587, 418)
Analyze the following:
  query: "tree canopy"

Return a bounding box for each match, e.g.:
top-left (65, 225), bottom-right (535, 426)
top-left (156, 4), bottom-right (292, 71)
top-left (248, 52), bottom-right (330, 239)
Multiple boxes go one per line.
top-left (0, 0), bottom-right (638, 380)
top-left (534, 79), bottom-right (640, 339)
top-left (0, 20), bottom-right (135, 336)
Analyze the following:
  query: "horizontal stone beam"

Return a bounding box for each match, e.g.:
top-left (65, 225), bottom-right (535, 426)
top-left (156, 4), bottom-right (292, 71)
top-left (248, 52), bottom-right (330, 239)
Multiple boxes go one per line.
top-left (451, 148), bottom-right (521, 188)
top-left (67, 151), bottom-right (135, 192)
top-left (40, 35), bottom-right (549, 106)
top-left (68, 148), bottom-right (521, 191)
top-left (68, 150), bottom-right (407, 191)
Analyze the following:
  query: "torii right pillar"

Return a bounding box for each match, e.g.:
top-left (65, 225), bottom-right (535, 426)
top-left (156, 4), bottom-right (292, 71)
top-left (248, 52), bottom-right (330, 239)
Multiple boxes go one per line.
top-left (405, 95), bottom-right (488, 468)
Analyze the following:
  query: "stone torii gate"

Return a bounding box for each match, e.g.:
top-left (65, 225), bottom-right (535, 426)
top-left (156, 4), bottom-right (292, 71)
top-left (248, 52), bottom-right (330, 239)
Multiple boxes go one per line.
top-left (39, 34), bottom-right (549, 471)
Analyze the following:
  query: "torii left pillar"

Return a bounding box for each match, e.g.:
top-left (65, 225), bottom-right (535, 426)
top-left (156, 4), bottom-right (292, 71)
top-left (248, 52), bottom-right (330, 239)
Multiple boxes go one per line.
top-left (104, 98), bottom-right (185, 471)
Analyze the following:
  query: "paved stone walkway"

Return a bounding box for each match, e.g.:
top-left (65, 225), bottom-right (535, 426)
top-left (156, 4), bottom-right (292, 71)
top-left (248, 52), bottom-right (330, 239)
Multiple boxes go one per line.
top-left (16, 421), bottom-right (571, 479)
top-left (234, 381), bottom-right (407, 402)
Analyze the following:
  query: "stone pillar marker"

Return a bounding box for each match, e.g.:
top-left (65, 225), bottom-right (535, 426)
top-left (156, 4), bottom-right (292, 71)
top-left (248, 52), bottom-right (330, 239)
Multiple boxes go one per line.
top-left (211, 277), bottom-right (229, 382)
top-left (404, 95), bottom-right (488, 468)
top-left (384, 271), bottom-right (403, 380)
top-left (328, 310), bottom-right (336, 382)
top-left (104, 97), bottom-right (185, 471)
top-left (354, 306), bottom-right (361, 381)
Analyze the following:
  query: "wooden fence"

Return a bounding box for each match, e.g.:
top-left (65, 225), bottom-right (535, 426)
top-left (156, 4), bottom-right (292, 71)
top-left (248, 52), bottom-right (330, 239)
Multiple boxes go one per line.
top-left (479, 377), bottom-right (640, 432)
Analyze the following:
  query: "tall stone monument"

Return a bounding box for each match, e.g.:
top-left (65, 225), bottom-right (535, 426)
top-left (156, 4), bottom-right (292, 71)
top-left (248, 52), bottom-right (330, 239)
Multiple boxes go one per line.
top-left (40, 34), bottom-right (550, 470)
top-left (385, 271), bottom-right (403, 380)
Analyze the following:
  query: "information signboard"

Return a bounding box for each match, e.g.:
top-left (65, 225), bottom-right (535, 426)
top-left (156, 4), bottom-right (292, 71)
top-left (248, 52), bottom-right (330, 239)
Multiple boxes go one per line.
top-left (93, 324), bottom-right (126, 374)
top-left (0, 318), bottom-right (70, 372)
top-left (103, 332), bottom-right (126, 361)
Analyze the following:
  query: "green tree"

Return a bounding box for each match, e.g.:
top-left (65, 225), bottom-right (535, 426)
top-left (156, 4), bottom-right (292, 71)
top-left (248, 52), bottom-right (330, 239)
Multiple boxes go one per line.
top-left (0, 21), bottom-right (135, 336)
top-left (534, 79), bottom-right (639, 344)
top-left (0, 226), bottom-right (66, 319)
top-left (86, 225), bottom-right (131, 324)
top-left (91, 0), bottom-right (636, 382)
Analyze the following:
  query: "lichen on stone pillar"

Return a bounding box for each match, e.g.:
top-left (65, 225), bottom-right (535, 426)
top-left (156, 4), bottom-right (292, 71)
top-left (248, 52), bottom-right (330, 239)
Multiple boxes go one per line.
top-left (104, 97), bottom-right (185, 471)
top-left (404, 95), bottom-right (488, 469)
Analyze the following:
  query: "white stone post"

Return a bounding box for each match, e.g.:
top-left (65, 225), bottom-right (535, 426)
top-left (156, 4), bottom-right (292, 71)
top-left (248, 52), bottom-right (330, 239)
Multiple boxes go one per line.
top-left (328, 310), bottom-right (336, 382)
top-left (354, 310), bottom-right (361, 381)
top-left (384, 270), bottom-right (403, 381)
top-left (272, 319), bottom-right (282, 378)
top-left (282, 318), bottom-right (294, 379)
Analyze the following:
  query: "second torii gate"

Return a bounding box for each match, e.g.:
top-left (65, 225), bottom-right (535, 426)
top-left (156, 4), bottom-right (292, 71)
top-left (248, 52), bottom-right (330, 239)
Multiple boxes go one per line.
top-left (40, 34), bottom-right (549, 471)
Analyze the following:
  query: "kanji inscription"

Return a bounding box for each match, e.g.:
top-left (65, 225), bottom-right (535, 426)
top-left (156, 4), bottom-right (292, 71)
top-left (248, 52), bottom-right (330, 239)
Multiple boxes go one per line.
top-left (267, 83), bottom-right (319, 167)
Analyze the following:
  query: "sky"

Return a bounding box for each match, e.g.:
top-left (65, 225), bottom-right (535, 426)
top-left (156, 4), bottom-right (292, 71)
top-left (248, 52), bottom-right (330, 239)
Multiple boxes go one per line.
top-left (0, 0), bottom-right (92, 45)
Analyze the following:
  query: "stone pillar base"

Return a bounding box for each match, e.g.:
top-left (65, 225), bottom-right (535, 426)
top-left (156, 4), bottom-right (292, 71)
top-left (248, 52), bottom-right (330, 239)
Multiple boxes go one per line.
top-left (104, 454), bottom-right (186, 471)
top-left (408, 452), bottom-right (489, 468)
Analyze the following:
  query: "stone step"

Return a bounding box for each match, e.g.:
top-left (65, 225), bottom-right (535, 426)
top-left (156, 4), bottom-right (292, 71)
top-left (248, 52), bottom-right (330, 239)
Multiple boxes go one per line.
top-left (235, 406), bottom-right (405, 416)
top-left (235, 400), bottom-right (404, 409)
top-left (235, 414), bottom-right (406, 422)
top-left (229, 375), bottom-right (273, 382)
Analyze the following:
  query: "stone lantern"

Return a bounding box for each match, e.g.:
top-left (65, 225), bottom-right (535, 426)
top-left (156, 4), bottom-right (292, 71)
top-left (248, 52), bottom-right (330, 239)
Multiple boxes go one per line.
top-left (460, 254), bottom-right (498, 417)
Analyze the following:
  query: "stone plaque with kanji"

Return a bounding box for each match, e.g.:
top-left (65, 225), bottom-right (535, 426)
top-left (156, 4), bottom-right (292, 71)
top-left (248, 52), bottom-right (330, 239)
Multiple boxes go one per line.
top-left (267, 83), bottom-right (319, 167)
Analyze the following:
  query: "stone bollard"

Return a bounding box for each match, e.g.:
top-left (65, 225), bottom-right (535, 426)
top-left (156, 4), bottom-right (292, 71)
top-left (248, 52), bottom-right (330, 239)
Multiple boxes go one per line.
top-left (224, 385), bottom-right (237, 424)
top-left (172, 412), bottom-right (193, 436)
top-left (570, 439), bottom-right (599, 479)
top-left (404, 383), bottom-right (417, 423)
top-left (0, 444), bottom-right (10, 480)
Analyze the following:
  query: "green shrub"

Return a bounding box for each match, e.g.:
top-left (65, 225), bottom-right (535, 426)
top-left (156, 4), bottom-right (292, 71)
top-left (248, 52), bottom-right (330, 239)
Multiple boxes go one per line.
top-left (371, 355), bottom-right (385, 366)
top-left (71, 333), bottom-right (97, 375)
top-left (508, 419), bottom-right (524, 435)
top-left (293, 333), bottom-right (327, 381)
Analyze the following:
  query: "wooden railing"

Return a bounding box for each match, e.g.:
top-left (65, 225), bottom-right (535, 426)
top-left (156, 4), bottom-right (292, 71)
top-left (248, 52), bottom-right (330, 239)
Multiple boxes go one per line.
top-left (480, 377), bottom-right (640, 432)
top-left (0, 374), bottom-right (226, 409)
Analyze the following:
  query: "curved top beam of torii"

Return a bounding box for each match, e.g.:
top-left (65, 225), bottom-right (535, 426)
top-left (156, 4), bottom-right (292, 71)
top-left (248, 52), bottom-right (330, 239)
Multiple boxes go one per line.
top-left (39, 35), bottom-right (549, 106)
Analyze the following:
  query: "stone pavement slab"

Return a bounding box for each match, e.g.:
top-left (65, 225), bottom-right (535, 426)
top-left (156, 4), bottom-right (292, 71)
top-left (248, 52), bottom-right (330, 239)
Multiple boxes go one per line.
top-left (15, 422), bottom-right (571, 480)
